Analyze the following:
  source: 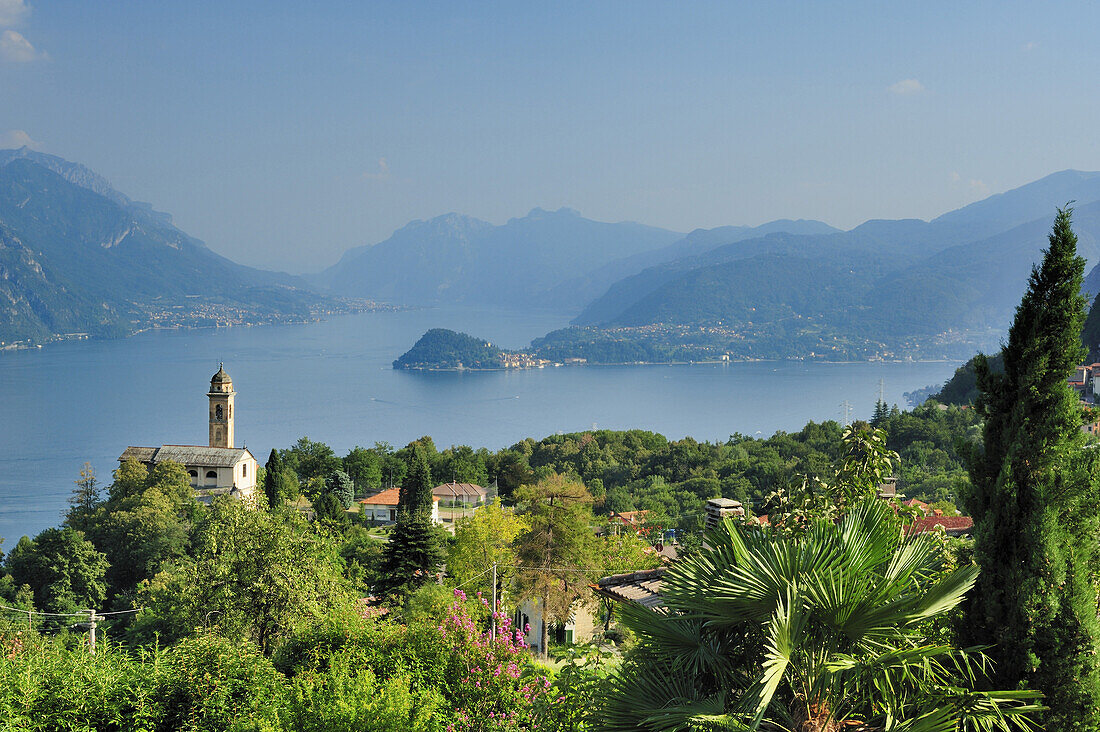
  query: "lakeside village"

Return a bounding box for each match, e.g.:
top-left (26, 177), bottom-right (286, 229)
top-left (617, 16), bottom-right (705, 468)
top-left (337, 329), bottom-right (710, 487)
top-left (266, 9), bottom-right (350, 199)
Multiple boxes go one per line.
top-left (111, 365), bottom-right (975, 652)
top-left (0, 297), bottom-right (391, 352)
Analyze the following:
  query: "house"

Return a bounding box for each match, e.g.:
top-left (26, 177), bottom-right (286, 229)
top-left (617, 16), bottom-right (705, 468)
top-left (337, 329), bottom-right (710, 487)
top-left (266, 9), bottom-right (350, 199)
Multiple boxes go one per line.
top-left (609, 509), bottom-right (650, 527)
top-left (119, 366), bottom-right (257, 504)
top-left (512, 596), bottom-right (598, 651)
top-left (432, 482), bottom-right (487, 522)
top-left (358, 487), bottom-right (441, 524)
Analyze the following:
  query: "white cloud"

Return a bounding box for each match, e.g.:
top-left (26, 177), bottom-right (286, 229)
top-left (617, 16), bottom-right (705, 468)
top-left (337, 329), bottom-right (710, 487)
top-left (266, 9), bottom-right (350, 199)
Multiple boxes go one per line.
top-left (887, 78), bottom-right (925, 95)
top-left (968, 178), bottom-right (989, 196)
top-left (0, 0), bottom-right (29, 27)
top-left (0, 129), bottom-right (38, 148)
top-left (362, 157), bottom-right (391, 181)
top-left (0, 29), bottom-right (44, 62)
top-left (949, 171), bottom-right (989, 198)
top-left (1023, 41), bottom-right (1038, 52)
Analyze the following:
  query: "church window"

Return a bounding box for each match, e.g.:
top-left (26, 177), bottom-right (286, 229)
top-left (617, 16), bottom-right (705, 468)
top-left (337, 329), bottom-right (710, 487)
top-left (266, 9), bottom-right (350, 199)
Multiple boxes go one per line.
top-left (206, 470), bottom-right (217, 479)
top-left (242, 464), bottom-right (247, 477)
top-left (188, 470), bottom-right (198, 484)
top-left (215, 404), bottom-right (224, 420)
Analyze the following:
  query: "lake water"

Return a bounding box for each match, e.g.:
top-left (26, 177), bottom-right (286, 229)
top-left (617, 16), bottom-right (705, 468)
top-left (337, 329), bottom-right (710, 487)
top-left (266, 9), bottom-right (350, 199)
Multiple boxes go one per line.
top-left (0, 307), bottom-right (961, 542)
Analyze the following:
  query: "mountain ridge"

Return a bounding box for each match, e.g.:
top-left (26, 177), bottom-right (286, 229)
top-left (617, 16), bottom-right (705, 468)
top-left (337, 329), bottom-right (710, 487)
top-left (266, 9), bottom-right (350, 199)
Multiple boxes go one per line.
top-left (0, 152), bottom-right (342, 345)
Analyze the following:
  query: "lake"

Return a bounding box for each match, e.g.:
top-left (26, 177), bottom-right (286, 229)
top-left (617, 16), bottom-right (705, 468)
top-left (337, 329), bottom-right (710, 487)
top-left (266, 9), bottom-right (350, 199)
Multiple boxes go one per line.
top-left (0, 307), bottom-right (961, 542)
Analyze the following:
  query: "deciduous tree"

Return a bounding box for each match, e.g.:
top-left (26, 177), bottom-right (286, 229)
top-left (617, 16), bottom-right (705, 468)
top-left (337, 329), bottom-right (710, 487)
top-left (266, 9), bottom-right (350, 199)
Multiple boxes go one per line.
top-left (137, 497), bottom-right (351, 654)
top-left (513, 474), bottom-right (595, 657)
top-left (7, 527), bottom-right (107, 614)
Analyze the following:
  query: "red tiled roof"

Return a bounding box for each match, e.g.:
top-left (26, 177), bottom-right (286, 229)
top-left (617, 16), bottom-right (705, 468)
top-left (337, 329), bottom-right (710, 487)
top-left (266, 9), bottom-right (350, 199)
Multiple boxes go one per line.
top-left (359, 488), bottom-right (401, 506)
top-left (907, 516), bottom-right (974, 535)
top-left (359, 488), bottom-right (439, 506)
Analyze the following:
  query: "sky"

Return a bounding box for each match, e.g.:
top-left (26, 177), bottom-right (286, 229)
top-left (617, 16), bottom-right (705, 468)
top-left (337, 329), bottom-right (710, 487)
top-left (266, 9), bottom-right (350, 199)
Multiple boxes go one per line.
top-left (2, 1), bottom-right (1100, 273)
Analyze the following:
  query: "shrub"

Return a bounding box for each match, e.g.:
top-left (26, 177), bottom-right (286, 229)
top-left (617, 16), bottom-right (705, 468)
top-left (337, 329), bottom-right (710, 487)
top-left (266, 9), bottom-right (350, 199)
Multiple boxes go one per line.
top-left (157, 633), bottom-right (285, 732)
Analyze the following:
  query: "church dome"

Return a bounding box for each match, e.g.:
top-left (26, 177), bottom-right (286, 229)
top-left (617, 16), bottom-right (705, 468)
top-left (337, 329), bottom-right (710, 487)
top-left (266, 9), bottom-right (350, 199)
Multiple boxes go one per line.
top-left (210, 365), bottom-right (233, 388)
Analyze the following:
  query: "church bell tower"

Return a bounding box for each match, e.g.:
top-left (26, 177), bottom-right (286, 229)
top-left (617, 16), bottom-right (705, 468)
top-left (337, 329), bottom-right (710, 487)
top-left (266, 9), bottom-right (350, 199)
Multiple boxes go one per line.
top-left (208, 364), bottom-right (235, 448)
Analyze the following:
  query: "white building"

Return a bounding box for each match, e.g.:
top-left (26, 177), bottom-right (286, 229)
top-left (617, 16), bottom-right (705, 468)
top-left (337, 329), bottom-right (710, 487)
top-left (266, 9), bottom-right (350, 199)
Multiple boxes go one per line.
top-left (512, 596), bottom-right (599, 651)
top-left (119, 366), bottom-right (258, 504)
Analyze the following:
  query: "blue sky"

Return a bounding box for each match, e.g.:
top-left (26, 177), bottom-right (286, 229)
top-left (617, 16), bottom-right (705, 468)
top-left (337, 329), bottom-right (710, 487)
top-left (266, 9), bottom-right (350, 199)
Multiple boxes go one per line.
top-left (2, 1), bottom-right (1099, 271)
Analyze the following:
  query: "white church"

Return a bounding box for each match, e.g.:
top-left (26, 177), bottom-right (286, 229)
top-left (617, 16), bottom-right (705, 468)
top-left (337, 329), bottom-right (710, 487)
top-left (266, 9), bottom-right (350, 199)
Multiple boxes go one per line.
top-left (119, 365), bottom-right (258, 503)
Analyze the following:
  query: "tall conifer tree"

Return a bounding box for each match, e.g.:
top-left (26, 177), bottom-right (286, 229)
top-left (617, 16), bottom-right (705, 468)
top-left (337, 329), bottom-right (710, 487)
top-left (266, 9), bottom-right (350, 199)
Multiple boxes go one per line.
top-left (378, 444), bottom-right (445, 599)
top-left (963, 208), bottom-right (1100, 730)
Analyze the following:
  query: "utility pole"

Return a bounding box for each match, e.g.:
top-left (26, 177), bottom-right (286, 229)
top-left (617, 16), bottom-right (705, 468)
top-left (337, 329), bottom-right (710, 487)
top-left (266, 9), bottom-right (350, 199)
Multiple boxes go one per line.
top-left (878, 378), bottom-right (886, 406)
top-left (84, 609), bottom-right (103, 654)
top-left (490, 562), bottom-right (498, 641)
top-left (840, 400), bottom-right (853, 426)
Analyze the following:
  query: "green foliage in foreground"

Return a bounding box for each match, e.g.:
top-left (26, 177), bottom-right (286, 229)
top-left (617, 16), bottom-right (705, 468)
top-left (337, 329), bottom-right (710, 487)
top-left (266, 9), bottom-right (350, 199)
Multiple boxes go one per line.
top-left (0, 593), bottom-right (600, 732)
top-left (965, 208), bottom-right (1100, 730)
top-left (600, 499), bottom-right (1042, 732)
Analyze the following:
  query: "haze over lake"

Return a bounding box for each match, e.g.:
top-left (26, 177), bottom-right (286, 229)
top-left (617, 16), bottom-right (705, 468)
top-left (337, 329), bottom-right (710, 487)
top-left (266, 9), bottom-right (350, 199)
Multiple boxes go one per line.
top-left (0, 308), bottom-right (960, 541)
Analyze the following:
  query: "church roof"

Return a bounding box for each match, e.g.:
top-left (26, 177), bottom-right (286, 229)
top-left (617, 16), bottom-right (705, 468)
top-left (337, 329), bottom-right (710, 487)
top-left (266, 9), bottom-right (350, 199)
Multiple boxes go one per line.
top-left (119, 445), bottom-right (253, 467)
top-left (119, 446), bottom-right (158, 463)
top-left (211, 365), bottom-right (232, 385)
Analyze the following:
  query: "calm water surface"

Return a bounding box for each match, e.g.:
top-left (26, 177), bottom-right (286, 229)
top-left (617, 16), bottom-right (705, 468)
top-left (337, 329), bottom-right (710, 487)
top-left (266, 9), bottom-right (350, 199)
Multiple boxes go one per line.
top-left (0, 307), bottom-right (961, 541)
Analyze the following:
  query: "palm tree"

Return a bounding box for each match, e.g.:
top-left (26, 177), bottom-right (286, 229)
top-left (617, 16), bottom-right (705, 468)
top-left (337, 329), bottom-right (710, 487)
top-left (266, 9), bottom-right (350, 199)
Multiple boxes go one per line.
top-left (598, 499), bottom-right (1041, 732)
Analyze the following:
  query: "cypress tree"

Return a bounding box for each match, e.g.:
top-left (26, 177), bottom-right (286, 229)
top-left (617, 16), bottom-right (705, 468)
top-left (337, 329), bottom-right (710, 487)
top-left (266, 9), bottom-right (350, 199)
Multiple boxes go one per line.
top-left (378, 444), bottom-right (445, 599)
top-left (963, 208), bottom-right (1100, 730)
top-left (263, 449), bottom-right (283, 508)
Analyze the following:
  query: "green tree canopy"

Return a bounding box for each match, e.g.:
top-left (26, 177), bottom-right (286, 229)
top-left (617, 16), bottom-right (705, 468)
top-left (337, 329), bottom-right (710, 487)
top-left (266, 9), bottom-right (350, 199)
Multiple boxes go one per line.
top-left (7, 527), bottom-right (107, 614)
top-left (342, 446), bottom-right (383, 494)
top-left (447, 499), bottom-right (527, 601)
top-left (963, 207), bottom-right (1100, 729)
top-left (80, 459), bottom-right (198, 604)
top-left (138, 496), bottom-right (352, 655)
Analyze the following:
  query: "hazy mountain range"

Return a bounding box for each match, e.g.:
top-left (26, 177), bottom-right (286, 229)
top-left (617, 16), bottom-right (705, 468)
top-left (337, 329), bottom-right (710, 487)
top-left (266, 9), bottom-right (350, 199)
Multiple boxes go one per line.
top-left (6, 146), bottom-right (1100, 360)
top-left (573, 171), bottom-right (1100, 345)
top-left (0, 148), bottom-right (330, 344)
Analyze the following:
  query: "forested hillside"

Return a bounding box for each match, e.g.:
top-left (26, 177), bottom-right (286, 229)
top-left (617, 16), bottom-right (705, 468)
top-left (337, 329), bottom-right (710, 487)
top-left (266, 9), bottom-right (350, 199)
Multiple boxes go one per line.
top-left (392, 328), bottom-right (505, 370)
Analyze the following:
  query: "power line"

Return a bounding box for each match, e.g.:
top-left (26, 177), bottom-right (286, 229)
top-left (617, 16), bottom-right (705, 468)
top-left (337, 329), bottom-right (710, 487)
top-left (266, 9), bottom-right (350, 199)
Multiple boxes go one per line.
top-left (0, 603), bottom-right (145, 618)
top-left (452, 564), bottom-right (497, 589)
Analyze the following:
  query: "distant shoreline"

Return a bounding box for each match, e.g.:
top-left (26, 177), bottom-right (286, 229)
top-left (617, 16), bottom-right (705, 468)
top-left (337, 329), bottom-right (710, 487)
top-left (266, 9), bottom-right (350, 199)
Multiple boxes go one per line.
top-left (0, 300), bottom-right (401, 354)
top-left (396, 357), bottom-right (962, 372)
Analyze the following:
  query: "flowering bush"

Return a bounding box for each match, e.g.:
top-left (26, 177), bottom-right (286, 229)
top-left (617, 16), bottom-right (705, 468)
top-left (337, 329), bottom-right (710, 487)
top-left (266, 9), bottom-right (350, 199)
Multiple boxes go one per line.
top-left (439, 589), bottom-right (551, 731)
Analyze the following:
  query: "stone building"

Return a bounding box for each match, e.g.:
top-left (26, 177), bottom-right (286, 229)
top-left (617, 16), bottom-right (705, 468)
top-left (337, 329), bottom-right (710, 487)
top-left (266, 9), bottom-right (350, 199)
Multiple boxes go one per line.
top-left (119, 365), bottom-right (257, 504)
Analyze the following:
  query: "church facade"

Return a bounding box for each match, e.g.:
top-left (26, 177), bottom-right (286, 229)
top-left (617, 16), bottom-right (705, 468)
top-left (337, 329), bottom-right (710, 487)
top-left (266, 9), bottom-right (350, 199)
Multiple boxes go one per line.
top-left (119, 366), bottom-right (258, 504)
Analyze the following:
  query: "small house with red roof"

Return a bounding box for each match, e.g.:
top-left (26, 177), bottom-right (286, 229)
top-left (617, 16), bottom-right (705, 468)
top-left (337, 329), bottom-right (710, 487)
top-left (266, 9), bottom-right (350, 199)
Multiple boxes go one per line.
top-left (358, 487), bottom-right (441, 524)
